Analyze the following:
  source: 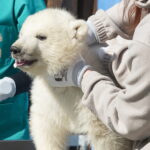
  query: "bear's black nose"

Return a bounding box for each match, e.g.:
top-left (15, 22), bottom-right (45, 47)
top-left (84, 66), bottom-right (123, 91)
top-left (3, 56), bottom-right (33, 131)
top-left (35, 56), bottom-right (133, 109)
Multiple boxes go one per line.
top-left (10, 46), bottom-right (21, 54)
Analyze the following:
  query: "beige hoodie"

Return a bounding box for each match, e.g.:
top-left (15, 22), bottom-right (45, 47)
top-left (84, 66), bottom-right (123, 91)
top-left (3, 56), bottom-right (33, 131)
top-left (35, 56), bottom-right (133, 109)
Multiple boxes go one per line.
top-left (82, 0), bottom-right (150, 145)
top-left (88, 0), bottom-right (150, 42)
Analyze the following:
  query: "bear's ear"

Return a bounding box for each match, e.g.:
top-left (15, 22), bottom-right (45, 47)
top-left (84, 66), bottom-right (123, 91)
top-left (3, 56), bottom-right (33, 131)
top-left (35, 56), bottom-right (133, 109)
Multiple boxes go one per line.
top-left (70, 20), bottom-right (88, 41)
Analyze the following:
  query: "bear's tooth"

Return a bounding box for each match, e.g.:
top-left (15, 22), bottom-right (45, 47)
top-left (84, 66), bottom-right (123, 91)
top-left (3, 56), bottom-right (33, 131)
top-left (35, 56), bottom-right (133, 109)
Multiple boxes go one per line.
top-left (14, 62), bottom-right (17, 68)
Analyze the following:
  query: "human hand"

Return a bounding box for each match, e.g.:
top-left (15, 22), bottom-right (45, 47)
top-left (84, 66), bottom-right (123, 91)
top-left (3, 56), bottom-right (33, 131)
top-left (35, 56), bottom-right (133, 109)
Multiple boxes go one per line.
top-left (0, 77), bottom-right (16, 101)
top-left (49, 56), bottom-right (92, 87)
top-left (86, 20), bottom-right (98, 45)
top-left (88, 43), bottom-right (114, 63)
top-left (86, 24), bottom-right (111, 61)
top-left (48, 44), bottom-right (113, 88)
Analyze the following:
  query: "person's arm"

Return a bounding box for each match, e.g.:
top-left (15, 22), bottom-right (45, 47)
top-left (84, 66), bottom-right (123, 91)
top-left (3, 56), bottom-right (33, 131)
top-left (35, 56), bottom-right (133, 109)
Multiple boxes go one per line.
top-left (81, 14), bottom-right (150, 140)
top-left (87, 0), bottom-right (134, 44)
top-left (0, 71), bottom-right (32, 101)
top-left (9, 71), bottom-right (32, 95)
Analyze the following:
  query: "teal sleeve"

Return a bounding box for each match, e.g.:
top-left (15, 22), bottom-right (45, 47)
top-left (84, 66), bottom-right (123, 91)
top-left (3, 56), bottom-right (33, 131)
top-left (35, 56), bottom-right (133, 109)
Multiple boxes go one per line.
top-left (14, 0), bottom-right (46, 31)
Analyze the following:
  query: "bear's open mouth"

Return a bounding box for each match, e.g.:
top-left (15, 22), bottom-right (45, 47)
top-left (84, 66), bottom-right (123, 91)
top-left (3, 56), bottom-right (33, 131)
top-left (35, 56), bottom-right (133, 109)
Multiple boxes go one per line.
top-left (14, 59), bottom-right (37, 67)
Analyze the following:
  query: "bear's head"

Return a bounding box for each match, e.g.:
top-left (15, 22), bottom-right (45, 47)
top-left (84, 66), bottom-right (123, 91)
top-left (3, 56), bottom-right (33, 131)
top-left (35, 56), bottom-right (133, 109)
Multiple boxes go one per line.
top-left (11, 8), bottom-right (88, 77)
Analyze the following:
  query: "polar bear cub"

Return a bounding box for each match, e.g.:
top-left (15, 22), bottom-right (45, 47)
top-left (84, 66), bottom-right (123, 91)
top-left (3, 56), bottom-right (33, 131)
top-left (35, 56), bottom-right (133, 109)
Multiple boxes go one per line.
top-left (11, 8), bottom-right (132, 150)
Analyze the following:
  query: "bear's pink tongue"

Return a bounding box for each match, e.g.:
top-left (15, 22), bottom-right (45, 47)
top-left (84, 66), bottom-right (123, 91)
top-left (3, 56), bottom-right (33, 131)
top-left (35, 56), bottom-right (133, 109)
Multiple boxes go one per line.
top-left (14, 59), bottom-right (26, 67)
top-left (14, 59), bottom-right (37, 67)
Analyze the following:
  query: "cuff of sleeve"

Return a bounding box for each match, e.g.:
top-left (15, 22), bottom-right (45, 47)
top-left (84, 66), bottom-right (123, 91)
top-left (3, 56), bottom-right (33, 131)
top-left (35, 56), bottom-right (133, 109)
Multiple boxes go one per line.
top-left (81, 70), bottom-right (108, 93)
top-left (88, 10), bottom-right (130, 42)
top-left (77, 65), bottom-right (93, 87)
top-left (88, 10), bottom-right (109, 43)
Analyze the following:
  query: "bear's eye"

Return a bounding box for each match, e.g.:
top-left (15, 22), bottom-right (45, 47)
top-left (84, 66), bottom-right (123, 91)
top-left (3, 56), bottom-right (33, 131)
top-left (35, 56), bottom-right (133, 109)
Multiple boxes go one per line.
top-left (36, 35), bottom-right (47, 41)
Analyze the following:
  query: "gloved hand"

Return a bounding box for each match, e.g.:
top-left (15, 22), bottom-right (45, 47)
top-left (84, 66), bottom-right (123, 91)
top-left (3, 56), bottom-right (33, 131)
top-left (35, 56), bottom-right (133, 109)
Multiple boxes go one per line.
top-left (86, 20), bottom-right (98, 45)
top-left (0, 77), bottom-right (16, 101)
top-left (90, 43), bottom-right (114, 61)
top-left (49, 56), bottom-right (92, 87)
top-left (49, 44), bottom-right (114, 88)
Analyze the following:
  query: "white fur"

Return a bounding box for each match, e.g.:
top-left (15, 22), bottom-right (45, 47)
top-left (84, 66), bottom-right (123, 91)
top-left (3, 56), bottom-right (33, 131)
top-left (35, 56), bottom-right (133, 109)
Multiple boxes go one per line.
top-left (12, 8), bottom-right (132, 150)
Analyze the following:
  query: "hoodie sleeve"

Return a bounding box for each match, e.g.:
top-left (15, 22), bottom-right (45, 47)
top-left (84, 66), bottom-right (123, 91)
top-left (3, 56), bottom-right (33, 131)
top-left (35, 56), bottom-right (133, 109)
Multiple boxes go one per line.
top-left (81, 14), bottom-right (150, 140)
top-left (87, 0), bottom-right (134, 43)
